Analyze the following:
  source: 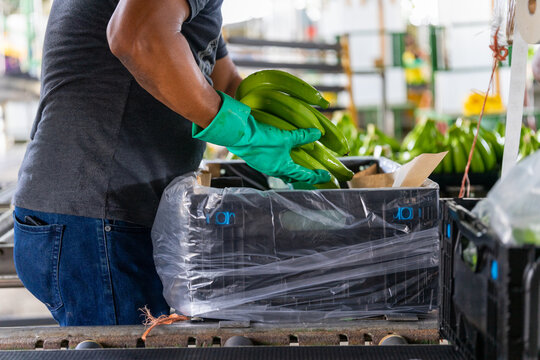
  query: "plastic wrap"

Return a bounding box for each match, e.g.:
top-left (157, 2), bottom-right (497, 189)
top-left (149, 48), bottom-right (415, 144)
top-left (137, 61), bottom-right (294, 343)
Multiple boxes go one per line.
top-left (473, 151), bottom-right (540, 245)
top-left (152, 164), bottom-right (439, 322)
top-left (493, 0), bottom-right (511, 45)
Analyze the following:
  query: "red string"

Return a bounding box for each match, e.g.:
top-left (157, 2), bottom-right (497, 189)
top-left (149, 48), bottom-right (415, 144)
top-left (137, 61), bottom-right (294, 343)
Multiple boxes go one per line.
top-left (459, 27), bottom-right (508, 198)
top-left (489, 28), bottom-right (509, 62)
top-left (140, 306), bottom-right (189, 341)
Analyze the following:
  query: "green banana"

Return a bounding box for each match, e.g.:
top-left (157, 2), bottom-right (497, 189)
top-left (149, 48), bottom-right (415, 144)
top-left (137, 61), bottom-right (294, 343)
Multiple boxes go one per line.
top-left (250, 108), bottom-right (297, 131)
top-left (440, 135), bottom-right (453, 173)
top-left (415, 119), bottom-right (438, 152)
top-left (301, 101), bottom-right (350, 155)
top-left (517, 125), bottom-right (540, 161)
top-left (398, 148), bottom-right (423, 163)
top-left (240, 89), bottom-right (325, 134)
top-left (442, 148), bottom-right (453, 173)
top-left (314, 176), bottom-right (341, 189)
top-left (235, 70), bottom-right (330, 109)
top-left (450, 137), bottom-right (467, 173)
top-left (335, 112), bottom-right (358, 140)
top-left (475, 137), bottom-right (497, 171)
top-left (478, 126), bottom-right (503, 162)
top-left (250, 109), bottom-right (315, 151)
top-left (401, 118), bottom-right (437, 153)
top-left (465, 124), bottom-right (497, 171)
top-left (530, 133), bottom-right (540, 151)
top-left (290, 148), bottom-right (340, 189)
top-left (519, 132), bottom-right (533, 161)
top-left (335, 112), bottom-right (363, 155)
top-left (465, 121), bottom-right (498, 171)
top-left (460, 133), bottom-right (485, 173)
top-left (357, 124), bottom-right (400, 159)
top-left (401, 120), bottom-right (425, 151)
top-left (305, 141), bottom-right (354, 182)
top-left (349, 134), bottom-right (363, 156)
top-left (374, 127), bottom-right (401, 152)
top-left (496, 122), bottom-right (506, 137)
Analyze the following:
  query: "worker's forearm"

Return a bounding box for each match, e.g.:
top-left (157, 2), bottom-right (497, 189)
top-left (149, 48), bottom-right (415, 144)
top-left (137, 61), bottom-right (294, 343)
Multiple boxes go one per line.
top-left (211, 55), bottom-right (243, 98)
top-left (107, 1), bottom-right (221, 128)
top-left (224, 75), bottom-right (243, 98)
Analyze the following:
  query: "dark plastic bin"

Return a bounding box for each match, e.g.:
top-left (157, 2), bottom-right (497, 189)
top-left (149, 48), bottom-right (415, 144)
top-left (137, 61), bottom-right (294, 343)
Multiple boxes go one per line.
top-left (429, 171), bottom-right (499, 198)
top-left (439, 198), bottom-right (540, 360)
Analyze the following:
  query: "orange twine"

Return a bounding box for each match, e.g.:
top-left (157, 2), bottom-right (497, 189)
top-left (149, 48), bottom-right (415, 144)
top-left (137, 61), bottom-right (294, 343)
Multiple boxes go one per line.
top-left (140, 306), bottom-right (189, 341)
top-left (459, 27), bottom-right (508, 198)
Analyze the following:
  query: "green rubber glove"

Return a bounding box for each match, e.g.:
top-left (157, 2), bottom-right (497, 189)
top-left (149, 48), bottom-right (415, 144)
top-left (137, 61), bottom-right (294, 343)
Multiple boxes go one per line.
top-left (193, 91), bottom-right (331, 184)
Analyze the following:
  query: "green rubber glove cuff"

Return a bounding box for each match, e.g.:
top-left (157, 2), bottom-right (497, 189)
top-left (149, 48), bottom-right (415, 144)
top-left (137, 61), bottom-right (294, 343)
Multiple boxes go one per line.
top-left (191, 90), bottom-right (331, 185)
top-left (192, 91), bottom-right (250, 147)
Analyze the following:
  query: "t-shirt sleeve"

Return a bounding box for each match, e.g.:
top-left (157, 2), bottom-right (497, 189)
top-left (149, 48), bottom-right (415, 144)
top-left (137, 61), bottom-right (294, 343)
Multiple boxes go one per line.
top-left (216, 34), bottom-right (228, 60)
top-left (185, 0), bottom-right (209, 22)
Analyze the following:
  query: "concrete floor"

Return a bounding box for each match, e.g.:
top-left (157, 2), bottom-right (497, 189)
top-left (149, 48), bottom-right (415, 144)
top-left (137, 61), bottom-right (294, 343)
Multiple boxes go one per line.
top-left (0, 288), bottom-right (51, 322)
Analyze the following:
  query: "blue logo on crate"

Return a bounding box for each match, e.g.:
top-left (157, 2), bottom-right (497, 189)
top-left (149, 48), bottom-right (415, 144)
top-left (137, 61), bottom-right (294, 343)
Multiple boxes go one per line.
top-left (206, 211), bottom-right (235, 225)
top-left (394, 207), bottom-right (414, 221)
top-left (491, 260), bottom-right (498, 280)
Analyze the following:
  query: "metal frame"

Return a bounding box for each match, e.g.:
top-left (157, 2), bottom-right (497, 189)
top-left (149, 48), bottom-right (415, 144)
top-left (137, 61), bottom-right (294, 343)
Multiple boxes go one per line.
top-left (225, 36), bottom-right (359, 125)
top-left (0, 314), bottom-right (439, 350)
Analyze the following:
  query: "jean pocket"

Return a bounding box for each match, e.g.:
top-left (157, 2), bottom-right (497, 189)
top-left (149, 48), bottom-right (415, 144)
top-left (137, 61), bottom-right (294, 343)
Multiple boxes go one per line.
top-left (13, 215), bottom-right (64, 311)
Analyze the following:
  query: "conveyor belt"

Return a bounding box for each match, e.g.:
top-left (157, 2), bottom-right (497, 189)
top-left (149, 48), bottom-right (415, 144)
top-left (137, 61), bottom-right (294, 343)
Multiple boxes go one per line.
top-left (0, 345), bottom-right (462, 360)
top-left (0, 316), bottom-right (440, 349)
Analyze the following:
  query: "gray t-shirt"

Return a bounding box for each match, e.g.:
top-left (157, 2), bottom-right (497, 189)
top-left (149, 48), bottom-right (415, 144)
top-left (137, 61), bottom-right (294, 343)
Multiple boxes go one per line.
top-left (13, 0), bottom-right (227, 227)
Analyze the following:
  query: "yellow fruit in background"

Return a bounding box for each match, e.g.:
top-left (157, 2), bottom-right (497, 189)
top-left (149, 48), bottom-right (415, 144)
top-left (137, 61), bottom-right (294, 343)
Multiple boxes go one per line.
top-left (320, 92), bottom-right (338, 105)
top-left (463, 91), bottom-right (505, 116)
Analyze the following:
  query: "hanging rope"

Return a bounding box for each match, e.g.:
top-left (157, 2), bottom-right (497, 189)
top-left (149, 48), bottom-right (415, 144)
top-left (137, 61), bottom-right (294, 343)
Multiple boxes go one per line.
top-left (459, 27), bottom-right (508, 198)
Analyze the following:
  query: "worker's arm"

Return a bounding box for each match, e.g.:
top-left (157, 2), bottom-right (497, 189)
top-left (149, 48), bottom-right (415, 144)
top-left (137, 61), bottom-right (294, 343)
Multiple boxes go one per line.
top-left (211, 55), bottom-right (243, 98)
top-left (107, 0), bottom-right (220, 128)
top-left (107, 0), bottom-right (329, 184)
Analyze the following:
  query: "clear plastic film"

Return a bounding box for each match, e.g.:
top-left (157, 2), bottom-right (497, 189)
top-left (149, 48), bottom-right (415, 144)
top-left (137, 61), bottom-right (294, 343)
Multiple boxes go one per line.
top-left (152, 164), bottom-right (440, 322)
top-left (473, 150), bottom-right (540, 245)
top-left (493, 0), bottom-right (512, 45)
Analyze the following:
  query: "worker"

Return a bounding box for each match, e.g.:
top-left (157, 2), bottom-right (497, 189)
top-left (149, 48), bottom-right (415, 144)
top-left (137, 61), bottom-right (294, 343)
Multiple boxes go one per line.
top-left (11, 0), bottom-right (330, 326)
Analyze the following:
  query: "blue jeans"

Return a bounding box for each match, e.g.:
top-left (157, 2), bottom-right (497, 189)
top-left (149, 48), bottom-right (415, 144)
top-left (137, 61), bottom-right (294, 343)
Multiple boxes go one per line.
top-left (13, 207), bottom-right (170, 326)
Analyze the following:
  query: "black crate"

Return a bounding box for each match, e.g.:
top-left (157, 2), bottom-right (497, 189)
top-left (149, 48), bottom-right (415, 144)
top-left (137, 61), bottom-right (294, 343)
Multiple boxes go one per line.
top-left (178, 158), bottom-right (440, 319)
top-left (429, 171), bottom-right (499, 198)
top-left (440, 199), bottom-right (540, 360)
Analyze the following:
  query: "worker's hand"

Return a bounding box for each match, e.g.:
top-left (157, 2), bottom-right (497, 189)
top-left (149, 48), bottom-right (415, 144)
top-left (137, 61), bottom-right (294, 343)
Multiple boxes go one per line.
top-left (193, 91), bottom-right (331, 184)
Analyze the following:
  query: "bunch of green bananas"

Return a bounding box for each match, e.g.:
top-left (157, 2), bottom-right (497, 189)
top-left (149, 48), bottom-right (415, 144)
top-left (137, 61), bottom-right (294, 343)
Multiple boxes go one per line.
top-left (396, 118), bottom-right (499, 174)
top-left (355, 124), bottom-right (400, 159)
top-left (333, 112), bottom-right (366, 156)
top-left (333, 114), bottom-right (400, 159)
top-left (398, 118), bottom-right (443, 164)
top-left (235, 70), bottom-right (353, 189)
top-left (437, 120), bottom-right (498, 174)
top-left (495, 122), bottom-right (540, 162)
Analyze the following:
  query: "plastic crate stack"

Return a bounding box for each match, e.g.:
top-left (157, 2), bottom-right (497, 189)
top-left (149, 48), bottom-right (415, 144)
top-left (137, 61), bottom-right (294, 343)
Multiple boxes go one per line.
top-left (440, 199), bottom-right (540, 360)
